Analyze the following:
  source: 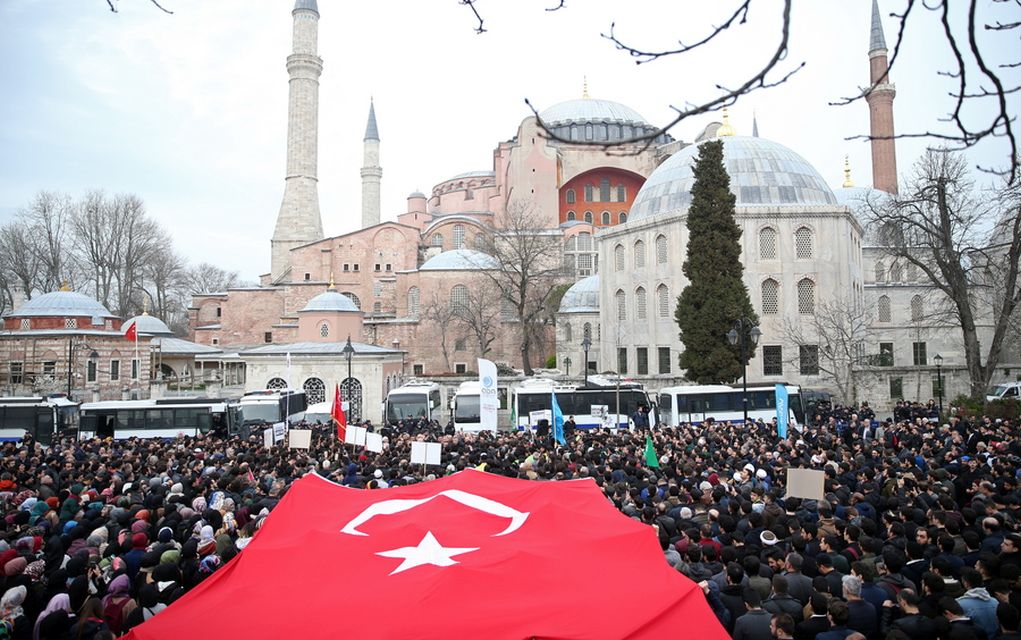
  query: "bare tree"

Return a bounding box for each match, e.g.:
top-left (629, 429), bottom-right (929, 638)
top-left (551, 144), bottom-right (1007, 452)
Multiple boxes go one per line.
top-left (142, 245), bottom-right (190, 332)
top-left (0, 221), bottom-right (42, 302)
top-left (421, 290), bottom-right (461, 373)
top-left (185, 262), bottom-right (241, 295)
top-left (463, 1), bottom-right (1018, 182)
top-left (23, 191), bottom-right (75, 292)
top-left (863, 149), bottom-right (1021, 397)
top-left (784, 297), bottom-right (877, 404)
top-left (103, 0), bottom-right (173, 14)
top-left (474, 203), bottom-right (564, 375)
top-left (455, 279), bottom-right (503, 357)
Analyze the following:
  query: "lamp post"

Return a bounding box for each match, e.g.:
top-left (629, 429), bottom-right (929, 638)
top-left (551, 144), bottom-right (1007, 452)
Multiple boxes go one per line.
top-left (564, 356), bottom-right (571, 378)
top-left (934, 353), bottom-right (944, 418)
top-left (342, 336), bottom-right (355, 422)
top-left (726, 318), bottom-right (762, 425)
top-left (581, 337), bottom-right (592, 386)
top-left (392, 339), bottom-right (404, 381)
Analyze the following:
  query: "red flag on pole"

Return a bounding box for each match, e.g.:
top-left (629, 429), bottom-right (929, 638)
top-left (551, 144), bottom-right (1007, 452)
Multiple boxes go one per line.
top-left (122, 470), bottom-right (730, 639)
top-left (123, 321), bottom-right (137, 342)
top-left (332, 383), bottom-right (346, 439)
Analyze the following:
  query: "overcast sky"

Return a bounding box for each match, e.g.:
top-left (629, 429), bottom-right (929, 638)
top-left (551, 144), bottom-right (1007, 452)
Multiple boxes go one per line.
top-left (0, 0), bottom-right (1014, 280)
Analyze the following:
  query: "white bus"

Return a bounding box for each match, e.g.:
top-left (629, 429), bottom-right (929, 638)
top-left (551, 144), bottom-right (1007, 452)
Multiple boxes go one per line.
top-left (237, 389), bottom-right (307, 431)
top-left (0, 396), bottom-right (79, 445)
top-left (78, 398), bottom-right (234, 439)
top-left (451, 381), bottom-right (491, 432)
top-left (511, 376), bottom-right (654, 430)
top-left (656, 384), bottom-right (804, 428)
top-left (384, 381), bottom-right (442, 425)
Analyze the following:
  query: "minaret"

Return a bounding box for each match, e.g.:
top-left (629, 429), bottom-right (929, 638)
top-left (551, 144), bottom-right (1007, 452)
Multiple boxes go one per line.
top-left (271, 0), bottom-right (325, 282)
top-left (360, 100), bottom-right (382, 229)
top-left (865, 0), bottom-right (898, 194)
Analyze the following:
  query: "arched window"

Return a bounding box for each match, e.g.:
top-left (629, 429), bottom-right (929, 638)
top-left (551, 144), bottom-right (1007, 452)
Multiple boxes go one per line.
top-left (875, 262), bottom-right (886, 283)
top-left (577, 233), bottom-right (593, 251)
top-left (911, 295), bottom-right (924, 321)
top-left (340, 378), bottom-right (363, 422)
top-left (795, 227), bottom-right (813, 259)
top-left (583, 211), bottom-right (593, 224)
top-left (564, 322), bottom-right (572, 342)
top-left (761, 279), bottom-right (780, 315)
top-left (566, 189), bottom-right (576, 204)
top-left (408, 286), bottom-right (420, 316)
top-left (267, 377), bottom-right (287, 390)
top-left (601, 211), bottom-right (610, 226)
top-left (619, 212), bottom-right (627, 224)
top-left (302, 377), bottom-right (326, 405)
top-left (583, 322), bottom-right (592, 341)
top-left (319, 322), bottom-right (330, 338)
top-left (890, 263), bottom-right (903, 282)
top-left (454, 338), bottom-right (466, 351)
top-left (635, 286), bottom-right (647, 320)
top-left (342, 291), bottom-right (361, 309)
top-left (373, 281), bottom-right (382, 297)
top-left (759, 227), bottom-right (778, 260)
top-left (566, 211), bottom-right (576, 221)
top-left (657, 284), bottom-right (670, 318)
top-left (452, 224), bottom-right (465, 250)
top-left (616, 289), bottom-right (626, 321)
top-left (634, 240), bottom-right (646, 268)
top-left (600, 178), bottom-right (610, 202)
top-left (584, 185), bottom-right (593, 202)
top-left (450, 284), bottom-right (468, 314)
top-left (617, 185), bottom-right (626, 202)
top-left (614, 244), bottom-right (625, 271)
top-left (430, 233), bottom-right (443, 248)
top-left (878, 295), bottom-right (891, 322)
top-left (656, 235), bottom-right (668, 264)
top-left (797, 278), bottom-right (815, 314)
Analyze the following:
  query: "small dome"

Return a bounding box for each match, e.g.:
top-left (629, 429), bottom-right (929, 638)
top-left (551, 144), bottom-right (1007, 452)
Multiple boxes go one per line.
top-left (420, 249), bottom-right (498, 271)
top-left (629, 136), bottom-right (838, 222)
top-left (408, 191), bottom-right (426, 199)
top-left (539, 99), bottom-right (648, 127)
top-left (300, 290), bottom-right (360, 313)
top-left (124, 313), bottom-right (173, 337)
top-left (6, 290), bottom-right (114, 319)
top-left (559, 275), bottom-right (600, 313)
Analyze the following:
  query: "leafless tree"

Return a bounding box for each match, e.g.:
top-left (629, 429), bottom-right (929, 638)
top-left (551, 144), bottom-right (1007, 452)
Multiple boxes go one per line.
top-left (22, 191), bottom-right (76, 292)
top-left (142, 245), bottom-right (190, 332)
top-left (863, 149), bottom-right (1021, 397)
top-left (421, 290), bottom-right (461, 373)
top-left (454, 279), bottom-right (503, 357)
top-left (0, 221), bottom-right (43, 303)
top-left (104, 0), bottom-right (173, 14)
top-left (783, 297), bottom-right (878, 405)
top-left (474, 203), bottom-right (565, 374)
top-left (463, 1), bottom-right (1018, 182)
top-left (185, 262), bottom-right (241, 295)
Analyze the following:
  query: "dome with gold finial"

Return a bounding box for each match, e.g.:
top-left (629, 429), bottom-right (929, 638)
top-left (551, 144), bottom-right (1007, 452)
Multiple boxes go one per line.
top-left (716, 108), bottom-right (736, 137)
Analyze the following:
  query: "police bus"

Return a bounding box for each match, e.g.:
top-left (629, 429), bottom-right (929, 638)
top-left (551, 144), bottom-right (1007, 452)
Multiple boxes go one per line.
top-left (0, 396), bottom-right (79, 445)
top-left (384, 381), bottom-right (442, 425)
top-left (656, 383), bottom-right (804, 428)
top-left (78, 397), bottom-right (235, 439)
top-left (237, 389), bottom-right (307, 430)
top-left (510, 376), bottom-right (653, 430)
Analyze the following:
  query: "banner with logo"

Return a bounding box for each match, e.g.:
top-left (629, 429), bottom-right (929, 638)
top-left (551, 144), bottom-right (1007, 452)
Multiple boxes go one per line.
top-left (477, 358), bottom-right (499, 431)
top-left (775, 384), bottom-right (789, 439)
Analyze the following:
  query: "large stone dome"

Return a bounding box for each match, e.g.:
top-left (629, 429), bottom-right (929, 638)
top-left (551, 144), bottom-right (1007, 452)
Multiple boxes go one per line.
top-left (629, 136), bottom-right (838, 222)
top-left (539, 98), bottom-right (648, 128)
top-left (5, 290), bottom-right (114, 319)
top-left (559, 275), bottom-right (599, 313)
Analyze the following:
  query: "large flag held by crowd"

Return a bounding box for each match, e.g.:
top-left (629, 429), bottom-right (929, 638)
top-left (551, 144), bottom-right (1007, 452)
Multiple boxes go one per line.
top-left (124, 470), bottom-right (729, 639)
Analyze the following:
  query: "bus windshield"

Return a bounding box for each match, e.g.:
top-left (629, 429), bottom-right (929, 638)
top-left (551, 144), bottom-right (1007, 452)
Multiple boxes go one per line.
top-left (454, 396), bottom-right (480, 423)
top-left (240, 403), bottom-right (281, 425)
top-left (387, 394), bottom-right (428, 422)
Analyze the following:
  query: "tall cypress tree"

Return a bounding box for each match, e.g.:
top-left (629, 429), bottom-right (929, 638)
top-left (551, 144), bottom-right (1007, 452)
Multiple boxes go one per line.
top-left (674, 140), bottom-right (758, 384)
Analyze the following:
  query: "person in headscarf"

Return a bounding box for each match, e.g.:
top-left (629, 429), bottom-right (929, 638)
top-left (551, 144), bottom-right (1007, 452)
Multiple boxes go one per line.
top-left (57, 498), bottom-right (80, 524)
top-left (33, 593), bottom-right (72, 640)
top-left (4, 557), bottom-right (27, 578)
top-left (0, 585), bottom-right (27, 638)
top-left (196, 525), bottom-right (216, 557)
top-left (100, 574), bottom-right (135, 636)
top-left (41, 537), bottom-right (64, 576)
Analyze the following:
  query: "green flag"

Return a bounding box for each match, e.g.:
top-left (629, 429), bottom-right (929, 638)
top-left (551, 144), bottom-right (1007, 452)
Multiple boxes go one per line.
top-left (644, 435), bottom-right (660, 468)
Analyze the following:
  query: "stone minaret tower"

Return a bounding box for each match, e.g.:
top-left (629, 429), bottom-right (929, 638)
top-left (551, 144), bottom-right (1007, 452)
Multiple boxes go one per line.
top-left (866, 0), bottom-right (898, 194)
top-left (271, 0), bottom-right (325, 282)
top-left (361, 100), bottom-right (382, 228)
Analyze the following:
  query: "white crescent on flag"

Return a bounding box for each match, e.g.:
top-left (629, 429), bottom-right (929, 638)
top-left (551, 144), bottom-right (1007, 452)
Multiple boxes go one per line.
top-left (340, 489), bottom-right (529, 537)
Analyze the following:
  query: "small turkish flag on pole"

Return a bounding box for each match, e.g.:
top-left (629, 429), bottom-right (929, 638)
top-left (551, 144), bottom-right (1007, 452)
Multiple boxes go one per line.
top-left (332, 383), bottom-right (346, 439)
top-left (123, 321), bottom-right (137, 342)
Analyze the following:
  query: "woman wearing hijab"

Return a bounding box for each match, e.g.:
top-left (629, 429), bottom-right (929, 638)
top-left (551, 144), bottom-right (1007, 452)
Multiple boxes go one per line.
top-left (100, 572), bottom-right (134, 637)
top-left (33, 593), bottom-right (72, 640)
top-left (0, 585), bottom-right (28, 640)
top-left (41, 537), bottom-right (64, 576)
top-left (68, 597), bottom-right (108, 640)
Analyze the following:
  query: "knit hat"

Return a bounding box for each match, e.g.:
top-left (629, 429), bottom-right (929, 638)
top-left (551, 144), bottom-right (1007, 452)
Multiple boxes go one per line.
top-left (131, 533), bottom-right (148, 550)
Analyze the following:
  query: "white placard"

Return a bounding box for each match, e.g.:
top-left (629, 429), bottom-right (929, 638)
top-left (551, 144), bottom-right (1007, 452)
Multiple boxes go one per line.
top-left (411, 441), bottom-right (442, 466)
top-left (263, 428), bottom-right (274, 448)
top-left (344, 426), bottom-right (367, 446)
top-left (365, 432), bottom-right (384, 453)
top-left (273, 421), bottom-right (286, 443)
top-left (591, 405), bottom-right (608, 418)
top-left (786, 468), bottom-right (826, 501)
top-left (478, 358), bottom-right (499, 431)
top-left (529, 410), bottom-right (552, 424)
top-left (289, 429), bottom-right (312, 449)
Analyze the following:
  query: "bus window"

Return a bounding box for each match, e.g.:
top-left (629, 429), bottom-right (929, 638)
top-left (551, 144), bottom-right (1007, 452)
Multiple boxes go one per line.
top-left (35, 412), bottom-right (54, 446)
top-left (198, 413), bottom-right (213, 434)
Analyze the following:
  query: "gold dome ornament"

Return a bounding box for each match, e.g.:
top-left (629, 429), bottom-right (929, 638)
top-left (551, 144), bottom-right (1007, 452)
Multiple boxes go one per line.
top-left (842, 155), bottom-right (855, 188)
top-left (716, 108), bottom-right (736, 137)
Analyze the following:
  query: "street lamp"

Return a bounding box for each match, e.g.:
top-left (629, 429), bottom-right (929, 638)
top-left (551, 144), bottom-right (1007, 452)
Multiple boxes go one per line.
top-left (581, 337), bottom-right (592, 386)
top-left (342, 336), bottom-right (355, 422)
top-left (726, 318), bottom-right (762, 425)
top-left (934, 353), bottom-right (944, 418)
top-left (564, 356), bottom-right (572, 378)
top-left (392, 339), bottom-right (404, 380)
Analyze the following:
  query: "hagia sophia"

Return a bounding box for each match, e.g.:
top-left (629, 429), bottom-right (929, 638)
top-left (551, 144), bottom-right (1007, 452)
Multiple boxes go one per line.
top-left (0, 0), bottom-right (1011, 418)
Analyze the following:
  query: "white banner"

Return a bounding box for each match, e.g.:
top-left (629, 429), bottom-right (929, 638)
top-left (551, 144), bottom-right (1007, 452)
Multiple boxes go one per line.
top-left (477, 358), bottom-right (499, 431)
top-left (411, 441), bottom-right (442, 466)
top-left (529, 410), bottom-right (552, 425)
top-left (263, 428), bottom-right (274, 449)
top-left (345, 426), bottom-right (367, 447)
top-left (288, 429), bottom-right (312, 449)
top-left (273, 421), bottom-right (286, 443)
top-left (365, 432), bottom-right (384, 453)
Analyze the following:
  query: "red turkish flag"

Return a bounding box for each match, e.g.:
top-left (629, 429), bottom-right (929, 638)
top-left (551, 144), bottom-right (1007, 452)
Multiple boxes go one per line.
top-left (124, 470), bottom-right (729, 640)
top-left (123, 321), bottom-right (137, 342)
top-left (331, 383), bottom-right (346, 439)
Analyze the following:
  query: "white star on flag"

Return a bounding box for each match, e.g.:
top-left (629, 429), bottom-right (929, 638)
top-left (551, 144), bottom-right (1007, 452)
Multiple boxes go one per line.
top-left (376, 531), bottom-right (479, 575)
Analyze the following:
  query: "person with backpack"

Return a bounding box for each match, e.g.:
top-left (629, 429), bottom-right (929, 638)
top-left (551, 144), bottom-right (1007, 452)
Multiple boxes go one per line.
top-left (100, 575), bottom-right (134, 637)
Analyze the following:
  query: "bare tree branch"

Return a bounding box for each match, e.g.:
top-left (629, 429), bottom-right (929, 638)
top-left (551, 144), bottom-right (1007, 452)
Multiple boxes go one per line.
top-left (106, 0), bottom-right (173, 14)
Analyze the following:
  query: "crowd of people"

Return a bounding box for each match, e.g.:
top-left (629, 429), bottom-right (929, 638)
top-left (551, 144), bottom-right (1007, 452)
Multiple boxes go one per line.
top-left (0, 401), bottom-right (1018, 639)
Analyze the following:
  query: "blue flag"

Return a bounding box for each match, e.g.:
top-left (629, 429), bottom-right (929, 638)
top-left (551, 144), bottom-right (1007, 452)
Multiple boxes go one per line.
top-left (551, 391), bottom-right (566, 445)
top-left (775, 384), bottom-right (789, 439)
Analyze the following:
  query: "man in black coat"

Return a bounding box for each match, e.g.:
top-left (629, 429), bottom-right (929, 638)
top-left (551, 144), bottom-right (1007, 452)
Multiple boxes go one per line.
top-left (732, 588), bottom-right (773, 640)
top-left (795, 593), bottom-right (832, 640)
top-left (763, 575), bottom-right (804, 622)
